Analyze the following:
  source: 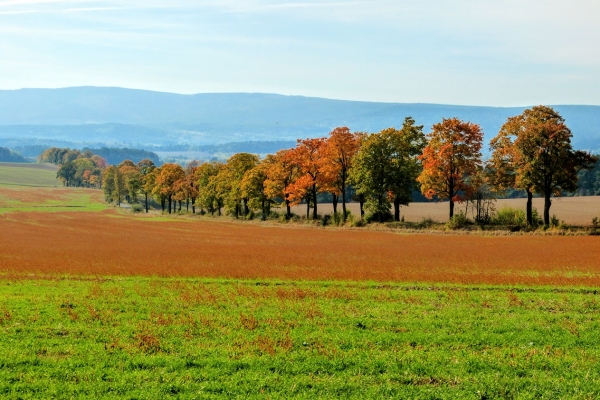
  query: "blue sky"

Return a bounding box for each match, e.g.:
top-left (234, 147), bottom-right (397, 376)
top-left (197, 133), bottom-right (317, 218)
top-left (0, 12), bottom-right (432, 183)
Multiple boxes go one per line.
top-left (0, 0), bottom-right (598, 106)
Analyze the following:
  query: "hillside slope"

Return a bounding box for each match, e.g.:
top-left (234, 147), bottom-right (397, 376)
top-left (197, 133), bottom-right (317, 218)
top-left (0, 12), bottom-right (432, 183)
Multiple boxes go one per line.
top-left (0, 87), bottom-right (598, 153)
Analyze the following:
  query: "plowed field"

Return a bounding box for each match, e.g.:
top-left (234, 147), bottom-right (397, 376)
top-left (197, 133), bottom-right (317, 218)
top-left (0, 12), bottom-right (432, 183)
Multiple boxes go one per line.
top-left (2, 210), bottom-right (600, 286)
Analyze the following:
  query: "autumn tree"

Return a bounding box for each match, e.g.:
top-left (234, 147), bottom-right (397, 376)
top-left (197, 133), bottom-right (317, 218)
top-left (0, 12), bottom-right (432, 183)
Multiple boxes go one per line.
top-left (223, 153), bottom-right (259, 218)
top-left (196, 162), bottom-right (226, 216)
top-left (91, 155), bottom-right (108, 169)
top-left (323, 127), bottom-right (362, 221)
top-left (264, 149), bottom-right (298, 220)
top-left (288, 138), bottom-right (327, 220)
top-left (350, 118), bottom-right (426, 222)
top-left (118, 160), bottom-right (142, 203)
top-left (138, 159), bottom-right (156, 213)
top-left (154, 163), bottom-right (185, 214)
top-left (489, 106), bottom-right (596, 226)
top-left (241, 157), bottom-right (274, 220)
top-left (185, 161), bottom-right (200, 213)
top-left (417, 117), bottom-right (483, 219)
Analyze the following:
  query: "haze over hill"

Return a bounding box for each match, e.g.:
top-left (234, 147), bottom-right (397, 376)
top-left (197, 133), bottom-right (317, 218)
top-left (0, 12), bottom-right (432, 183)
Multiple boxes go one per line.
top-left (1, 87), bottom-right (598, 158)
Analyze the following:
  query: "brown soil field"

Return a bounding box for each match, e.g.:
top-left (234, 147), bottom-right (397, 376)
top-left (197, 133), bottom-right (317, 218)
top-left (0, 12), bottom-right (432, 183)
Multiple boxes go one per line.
top-left (2, 210), bottom-right (600, 286)
top-left (292, 196), bottom-right (600, 225)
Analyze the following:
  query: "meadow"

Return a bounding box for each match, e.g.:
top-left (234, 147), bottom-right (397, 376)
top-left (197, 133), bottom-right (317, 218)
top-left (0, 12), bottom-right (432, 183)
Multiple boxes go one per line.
top-left (1, 163), bottom-right (600, 398)
top-left (2, 277), bottom-right (600, 398)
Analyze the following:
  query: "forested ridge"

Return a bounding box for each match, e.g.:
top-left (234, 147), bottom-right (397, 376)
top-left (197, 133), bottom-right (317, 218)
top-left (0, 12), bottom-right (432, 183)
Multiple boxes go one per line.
top-left (0, 147), bottom-right (27, 163)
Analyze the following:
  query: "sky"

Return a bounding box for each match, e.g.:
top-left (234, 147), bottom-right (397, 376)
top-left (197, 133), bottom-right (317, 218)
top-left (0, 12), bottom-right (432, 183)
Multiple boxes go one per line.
top-left (0, 0), bottom-right (599, 106)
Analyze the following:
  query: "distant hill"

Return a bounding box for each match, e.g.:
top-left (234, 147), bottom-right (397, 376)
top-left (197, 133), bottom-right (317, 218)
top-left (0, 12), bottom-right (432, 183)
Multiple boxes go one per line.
top-left (0, 87), bottom-right (598, 155)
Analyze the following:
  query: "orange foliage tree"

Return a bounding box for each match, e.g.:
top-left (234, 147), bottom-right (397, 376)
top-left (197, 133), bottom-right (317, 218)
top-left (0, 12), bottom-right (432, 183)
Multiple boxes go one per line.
top-left (154, 163), bottom-right (185, 214)
top-left (288, 138), bottom-right (328, 220)
top-left (323, 127), bottom-right (362, 221)
top-left (264, 149), bottom-right (299, 220)
top-left (184, 161), bottom-right (200, 213)
top-left (489, 106), bottom-right (596, 226)
top-left (417, 117), bottom-right (483, 219)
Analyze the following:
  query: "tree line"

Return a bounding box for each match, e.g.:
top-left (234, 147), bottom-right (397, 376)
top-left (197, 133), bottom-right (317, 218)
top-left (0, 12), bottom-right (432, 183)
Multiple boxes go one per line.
top-left (39, 148), bottom-right (108, 187)
top-left (73, 106), bottom-right (597, 227)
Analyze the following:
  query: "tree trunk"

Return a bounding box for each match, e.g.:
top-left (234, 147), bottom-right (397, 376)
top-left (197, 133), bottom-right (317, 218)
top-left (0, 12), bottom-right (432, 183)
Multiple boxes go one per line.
top-left (377, 195), bottom-right (383, 223)
top-left (306, 197), bottom-right (310, 219)
top-left (359, 194), bottom-right (365, 219)
top-left (394, 197), bottom-right (401, 222)
top-left (178, 200), bottom-right (182, 212)
top-left (261, 198), bottom-right (266, 221)
top-left (191, 198), bottom-right (195, 214)
top-left (526, 188), bottom-right (533, 226)
top-left (312, 184), bottom-right (318, 220)
top-left (243, 198), bottom-right (249, 217)
top-left (145, 192), bottom-right (149, 213)
top-left (449, 179), bottom-right (455, 219)
top-left (186, 199), bottom-right (189, 212)
top-left (286, 198), bottom-right (291, 220)
top-left (544, 192), bottom-right (552, 226)
top-left (332, 193), bottom-right (338, 215)
top-left (161, 198), bottom-right (165, 212)
top-left (168, 195), bottom-right (172, 214)
top-left (341, 181), bottom-right (347, 222)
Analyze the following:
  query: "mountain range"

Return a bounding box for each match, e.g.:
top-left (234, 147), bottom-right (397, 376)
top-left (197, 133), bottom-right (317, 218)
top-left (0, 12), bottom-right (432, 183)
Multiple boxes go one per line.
top-left (0, 87), bottom-right (598, 158)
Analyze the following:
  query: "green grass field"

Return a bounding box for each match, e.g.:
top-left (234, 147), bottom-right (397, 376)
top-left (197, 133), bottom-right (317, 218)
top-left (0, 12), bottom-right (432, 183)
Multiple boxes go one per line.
top-left (0, 163), bottom-right (108, 214)
top-left (0, 277), bottom-right (598, 398)
top-left (0, 190), bottom-right (108, 214)
top-left (0, 163), bottom-right (59, 187)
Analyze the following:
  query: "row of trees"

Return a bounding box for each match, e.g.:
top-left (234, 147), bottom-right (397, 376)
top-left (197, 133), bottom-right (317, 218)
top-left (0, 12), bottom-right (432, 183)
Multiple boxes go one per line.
top-left (99, 106), bottom-right (595, 226)
top-left (39, 148), bottom-right (109, 187)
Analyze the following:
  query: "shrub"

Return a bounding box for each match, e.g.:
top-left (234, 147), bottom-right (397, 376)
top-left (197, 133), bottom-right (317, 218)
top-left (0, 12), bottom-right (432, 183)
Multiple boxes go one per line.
top-left (331, 212), bottom-right (343, 226)
top-left (268, 210), bottom-right (280, 219)
top-left (591, 217), bottom-right (600, 235)
top-left (418, 217), bottom-right (437, 229)
top-left (446, 212), bottom-right (470, 230)
top-left (491, 207), bottom-right (527, 227)
top-left (365, 210), bottom-right (393, 223)
top-left (130, 203), bottom-right (144, 213)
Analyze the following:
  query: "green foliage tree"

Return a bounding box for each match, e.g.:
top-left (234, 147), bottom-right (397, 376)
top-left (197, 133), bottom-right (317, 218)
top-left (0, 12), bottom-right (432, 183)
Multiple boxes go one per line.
top-left (241, 157), bottom-right (275, 220)
top-left (138, 159), bottom-right (156, 213)
top-left (223, 153), bottom-right (259, 218)
top-left (195, 162), bottom-right (225, 216)
top-left (350, 118), bottom-right (426, 222)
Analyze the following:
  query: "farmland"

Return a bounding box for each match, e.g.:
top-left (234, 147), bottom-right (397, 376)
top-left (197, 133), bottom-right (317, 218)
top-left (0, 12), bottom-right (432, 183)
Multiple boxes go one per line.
top-left (0, 162), bottom-right (59, 187)
top-left (1, 163), bottom-right (600, 397)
